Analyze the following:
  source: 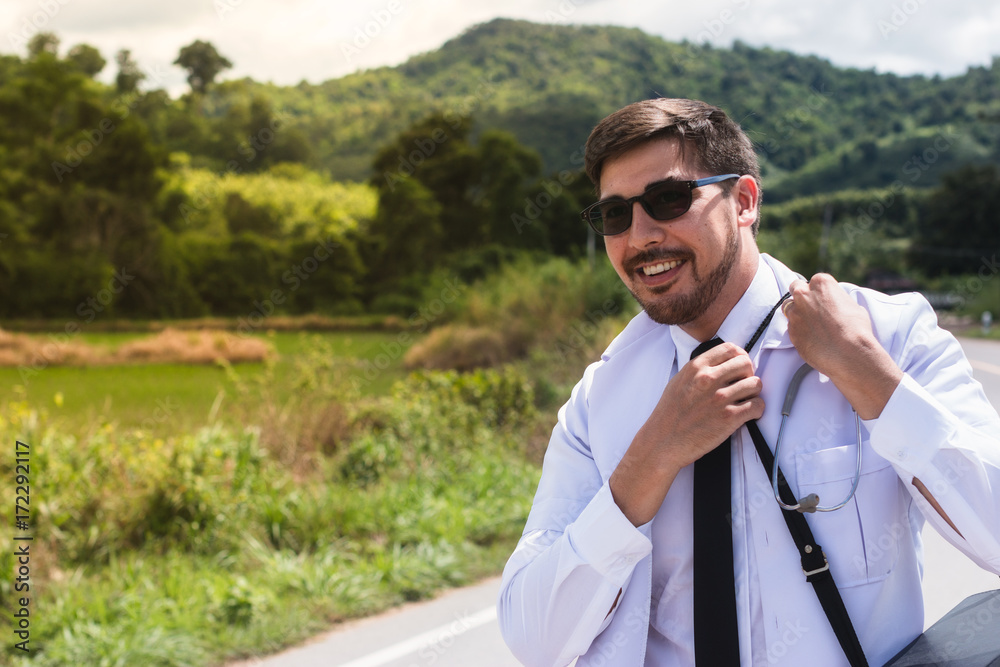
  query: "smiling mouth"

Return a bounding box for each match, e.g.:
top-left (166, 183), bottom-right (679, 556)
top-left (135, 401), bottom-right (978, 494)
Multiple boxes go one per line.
top-left (641, 259), bottom-right (685, 276)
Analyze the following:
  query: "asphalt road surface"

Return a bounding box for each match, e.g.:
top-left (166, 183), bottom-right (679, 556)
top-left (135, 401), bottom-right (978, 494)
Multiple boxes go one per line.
top-left (230, 336), bottom-right (1000, 667)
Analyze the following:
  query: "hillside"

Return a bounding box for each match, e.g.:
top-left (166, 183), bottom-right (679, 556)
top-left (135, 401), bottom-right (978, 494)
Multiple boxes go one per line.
top-left (219, 18), bottom-right (1000, 194)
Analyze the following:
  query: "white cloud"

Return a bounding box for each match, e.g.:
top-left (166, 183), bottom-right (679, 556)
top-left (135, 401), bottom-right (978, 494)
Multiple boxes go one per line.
top-left (1, 0), bottom-right (997, 96)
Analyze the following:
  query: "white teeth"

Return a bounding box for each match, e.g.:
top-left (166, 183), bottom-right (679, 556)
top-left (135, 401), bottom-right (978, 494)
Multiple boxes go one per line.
top-left (642, 260), bottom-right (683, 276)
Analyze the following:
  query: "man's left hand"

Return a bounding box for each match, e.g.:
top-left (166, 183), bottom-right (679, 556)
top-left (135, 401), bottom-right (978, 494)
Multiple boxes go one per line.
top-left (784, 273), bottom-right (904, 420)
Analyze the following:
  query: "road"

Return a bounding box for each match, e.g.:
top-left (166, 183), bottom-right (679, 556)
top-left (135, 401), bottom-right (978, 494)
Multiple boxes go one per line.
top-left (230, 336), bottom-right (1000, 667)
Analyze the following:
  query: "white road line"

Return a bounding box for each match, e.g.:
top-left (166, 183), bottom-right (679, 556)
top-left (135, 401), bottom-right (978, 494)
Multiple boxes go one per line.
top-left (972, 359), bottom-right (1000, 377)
top-left (334, 606), bottom-right (498, 667)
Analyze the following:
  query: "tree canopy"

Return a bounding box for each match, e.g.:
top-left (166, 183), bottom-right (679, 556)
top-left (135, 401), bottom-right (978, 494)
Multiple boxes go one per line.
top-left (0, 21), bottom-right (998, 319)
top-left (910, 164), bottom-right (1000, 276)
top-left (66, 43), bottom-right (106, 77)
top-left (174, 40), bottom-right (233, 95)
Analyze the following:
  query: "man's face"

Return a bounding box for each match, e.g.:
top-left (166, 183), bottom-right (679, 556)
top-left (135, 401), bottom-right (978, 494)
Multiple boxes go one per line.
top-left (600, 137), bottom-right (751, 331)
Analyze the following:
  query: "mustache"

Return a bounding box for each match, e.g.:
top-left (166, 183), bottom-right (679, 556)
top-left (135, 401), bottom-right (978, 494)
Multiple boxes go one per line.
top-left (623, 248), bottom-right (694, 274)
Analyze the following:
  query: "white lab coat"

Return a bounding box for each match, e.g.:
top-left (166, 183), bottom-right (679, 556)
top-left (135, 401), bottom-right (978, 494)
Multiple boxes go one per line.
top-left (498, 254), bottom-right (1000, 666)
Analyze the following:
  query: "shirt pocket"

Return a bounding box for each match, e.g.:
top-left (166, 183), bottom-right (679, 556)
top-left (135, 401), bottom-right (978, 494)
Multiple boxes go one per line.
top-left (794, 443), bottom-right (904, 588)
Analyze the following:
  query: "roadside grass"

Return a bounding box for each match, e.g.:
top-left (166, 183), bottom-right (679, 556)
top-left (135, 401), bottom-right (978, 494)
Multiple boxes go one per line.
top-left (960, 324), bottom-right (1000, 341)
top-left (19, 540), bottom-right (515, 667)
top-left (0, 365), bottom-right (542, 667)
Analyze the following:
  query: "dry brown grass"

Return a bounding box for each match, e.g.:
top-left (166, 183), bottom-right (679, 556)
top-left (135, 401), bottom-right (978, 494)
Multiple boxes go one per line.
top-left (0, 328), bottom-right (273, 366)
top-left (402, 324), bottom-right (513, 372)
top-left (114, 329), bottom-right (272, 364)
top-left (0, 328), bottom-right (100, 366)
top-left (249, 398), bottom-right (353, 474)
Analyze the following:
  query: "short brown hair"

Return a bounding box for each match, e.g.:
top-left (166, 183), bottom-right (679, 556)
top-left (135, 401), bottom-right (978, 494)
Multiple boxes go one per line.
top-left (584, 98), bottom-right (762, 235)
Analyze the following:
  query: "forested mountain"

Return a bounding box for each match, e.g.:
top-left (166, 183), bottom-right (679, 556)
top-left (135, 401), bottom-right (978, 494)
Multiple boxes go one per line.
top-left (219, 19), bottom-right (1000, 193)
top-left (1, 19), bottom-right (998, 321)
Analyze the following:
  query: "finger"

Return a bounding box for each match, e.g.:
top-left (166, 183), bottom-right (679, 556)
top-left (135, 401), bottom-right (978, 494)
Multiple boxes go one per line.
top-left (808, 272), bottom-right (837, 288)
top-left (714, 353), bottom-right (757, 385)
top-left (690, 351), bottom-right (755, 392)
top-left (738, 396), bottom-right (766, 422)
top-left (718, 375), bottom-right (763, 405)
top-left (716, 393), bottom-right (766, 426)
top-left (698, 376), bottom-right (762, 422)
top-left (689, 340), bottom-right (744, 365)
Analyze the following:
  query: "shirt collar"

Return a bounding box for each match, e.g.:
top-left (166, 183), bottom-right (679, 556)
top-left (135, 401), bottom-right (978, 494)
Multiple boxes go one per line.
top-left (670, 255), bottom-right (783, 366)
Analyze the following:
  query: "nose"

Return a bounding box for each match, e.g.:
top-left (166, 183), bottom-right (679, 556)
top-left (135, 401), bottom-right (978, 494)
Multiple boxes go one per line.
top-left (626, 200), bottom-right (667, 249)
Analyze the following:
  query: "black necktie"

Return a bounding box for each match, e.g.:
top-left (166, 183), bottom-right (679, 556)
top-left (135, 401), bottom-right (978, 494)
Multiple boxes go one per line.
top-left (690, 337), bottom-right (740, 665)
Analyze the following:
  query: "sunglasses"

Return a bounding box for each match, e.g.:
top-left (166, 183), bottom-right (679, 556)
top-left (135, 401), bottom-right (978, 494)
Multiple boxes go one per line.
top-left (581, 174), bottom-right (741, 236)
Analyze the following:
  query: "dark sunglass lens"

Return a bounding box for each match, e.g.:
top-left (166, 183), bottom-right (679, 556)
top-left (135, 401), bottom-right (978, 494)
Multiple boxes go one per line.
top-left (597, 200), bottom-right (630, 234)
top-left (645, 182), bottom-right (691, 220)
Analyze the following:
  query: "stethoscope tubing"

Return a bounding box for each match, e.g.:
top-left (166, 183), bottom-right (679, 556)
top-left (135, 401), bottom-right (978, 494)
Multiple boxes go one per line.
top-left (771, 362), bottom-right (864, 513)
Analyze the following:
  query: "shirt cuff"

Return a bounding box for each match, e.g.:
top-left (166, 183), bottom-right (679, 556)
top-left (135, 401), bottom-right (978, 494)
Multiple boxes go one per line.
top-left (565, 483), bottom-right (653, 579)
top-left (868, 373), bottom-right (957, 475)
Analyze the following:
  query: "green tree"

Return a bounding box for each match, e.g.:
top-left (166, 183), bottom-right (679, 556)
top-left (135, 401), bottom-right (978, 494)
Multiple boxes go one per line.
top-left (910, 164), bottom-right (1000, 276)
top-left (224, 192), bottom-right (280, 236)
top-left (235, 95), bottom-right (312, 171)
top-left (27, 32), bottom-right (59, 58)
top-left (115, 49), bottom-right (145, 93)
top-left (374, 113), bottom-right (481, 251)
top-left (174, 40), bottom-right (233, 95)
top-left (0, 47), bottom-right (174, 318)
top-left (368, 112), bottom-right (590, 294)
top-left (66, 43), bottom-right (106, 77)
top-left (475, 130), bottom-right (543, 246)
top-left (365, 176), bottom-right (444, 300)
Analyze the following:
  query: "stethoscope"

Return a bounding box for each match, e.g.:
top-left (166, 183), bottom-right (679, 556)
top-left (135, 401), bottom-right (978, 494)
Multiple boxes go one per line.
top-left (720, 289), bottom-right (865, 515)
top-left (771, 361), bottom-right (864, 513)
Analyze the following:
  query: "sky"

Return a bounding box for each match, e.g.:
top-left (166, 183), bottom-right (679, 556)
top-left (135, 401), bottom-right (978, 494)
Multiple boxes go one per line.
top-left (2, 0), bottom-right (999, 96)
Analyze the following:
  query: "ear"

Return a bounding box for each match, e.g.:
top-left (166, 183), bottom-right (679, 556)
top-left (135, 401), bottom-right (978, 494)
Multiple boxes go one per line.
top-left (733, 176), bottom-right (760, 230)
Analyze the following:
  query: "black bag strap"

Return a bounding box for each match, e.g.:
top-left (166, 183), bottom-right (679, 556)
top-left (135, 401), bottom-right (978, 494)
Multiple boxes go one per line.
top-left (741, 292), bottom-right (869, 667)
top-left (745, 420), bottom-right (869, 667)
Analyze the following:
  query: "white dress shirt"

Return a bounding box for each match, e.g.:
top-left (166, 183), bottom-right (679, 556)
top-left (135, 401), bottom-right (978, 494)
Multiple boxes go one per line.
top-left (497, 254), bottom-right (1000, 666)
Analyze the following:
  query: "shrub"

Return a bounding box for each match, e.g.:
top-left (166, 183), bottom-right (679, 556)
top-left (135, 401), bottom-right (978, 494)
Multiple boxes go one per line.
top-left (403, 325), bottom-right (508, 371)
top-left (397, 367), bottom-right (537, 428)
top-left (221, 336), bottom-right (355, 468)
top-left (23, 424), bottom-right (267, 563)
top-left (339, 432), bottom-right (403, 486)
top-left (402, 254), bottom-right (633, 371)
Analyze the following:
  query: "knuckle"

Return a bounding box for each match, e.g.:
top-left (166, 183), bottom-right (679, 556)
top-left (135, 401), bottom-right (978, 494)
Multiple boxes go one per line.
top-left (692, 371), bottom-right (715, 392)
top-left (728, 403), bottom-right (754, 422)
top-left (813, 272), bottom-right (835, 286)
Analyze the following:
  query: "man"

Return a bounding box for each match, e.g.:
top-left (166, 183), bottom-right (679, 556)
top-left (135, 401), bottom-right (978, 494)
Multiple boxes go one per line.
top-left (496, 98), bottom-right (1000, 666)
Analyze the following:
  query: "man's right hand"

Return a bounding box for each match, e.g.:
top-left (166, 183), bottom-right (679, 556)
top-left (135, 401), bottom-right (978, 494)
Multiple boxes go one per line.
top-left (609, 342), bottom-right (765, 526)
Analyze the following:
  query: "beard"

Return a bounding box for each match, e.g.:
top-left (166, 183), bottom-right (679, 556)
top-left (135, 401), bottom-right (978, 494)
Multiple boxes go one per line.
top-left (624, 224), bottom-right (740, 326)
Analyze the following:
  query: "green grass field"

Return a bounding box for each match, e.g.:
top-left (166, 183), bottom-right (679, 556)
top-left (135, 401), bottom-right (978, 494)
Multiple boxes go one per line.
top-left (0, 331), bottom-right (415, 436)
